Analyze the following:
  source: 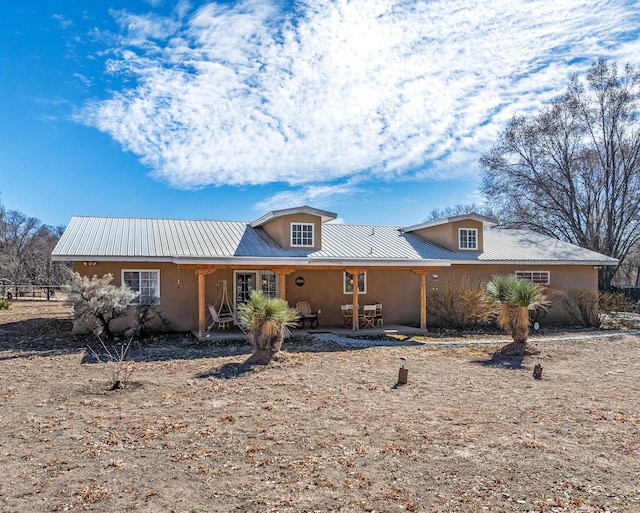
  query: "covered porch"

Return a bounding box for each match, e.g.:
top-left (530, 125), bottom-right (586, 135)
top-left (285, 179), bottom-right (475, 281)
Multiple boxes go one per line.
top-left (178, 263), bottom-right (445, 340)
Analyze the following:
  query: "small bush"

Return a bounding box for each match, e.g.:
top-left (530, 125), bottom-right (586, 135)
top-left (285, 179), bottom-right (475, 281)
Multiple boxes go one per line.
top-left (427, 275), bottom-right (496, 329)
top-left (562, 289), bottom-right (600, 327)
top-left (0, 299), bottom-right (10, 310)
top-left (87, 336), bottom-right (135, 390)
top-left (599, 291), bottom-right (636, 313)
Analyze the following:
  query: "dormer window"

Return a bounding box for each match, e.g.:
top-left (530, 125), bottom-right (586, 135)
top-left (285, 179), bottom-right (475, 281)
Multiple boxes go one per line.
top-left (459, 228), bottom-right (478, 250)
top-left (291, 223), bottom-right (314, 247)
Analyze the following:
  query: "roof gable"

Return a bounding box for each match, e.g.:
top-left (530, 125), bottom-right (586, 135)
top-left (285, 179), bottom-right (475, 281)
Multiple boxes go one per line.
top-left (249, 206), bottom-right (337, 228)
top-left (402, 213), bottom-right (498, 233)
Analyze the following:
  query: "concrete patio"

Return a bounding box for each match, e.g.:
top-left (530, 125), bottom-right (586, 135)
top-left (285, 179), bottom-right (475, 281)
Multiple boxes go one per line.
top-left (194, 324), bottom-right (426, 342)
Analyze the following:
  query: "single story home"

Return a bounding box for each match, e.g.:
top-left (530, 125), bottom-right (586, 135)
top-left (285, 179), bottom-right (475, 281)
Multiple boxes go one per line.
top-left (51, 205), bottom-right (617, 337)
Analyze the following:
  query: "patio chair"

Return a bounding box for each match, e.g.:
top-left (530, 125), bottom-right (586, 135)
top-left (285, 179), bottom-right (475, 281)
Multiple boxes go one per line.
top-left (295, 301), bottom-right (320, 329)
top-left (207, 304), bottom-right (236, 331)
top-left (359, 304), bottom-right (377, 329)
top-left (375, 303), bottom-right (384, 326)
top-left (341, 304), bottom-right (353, 328)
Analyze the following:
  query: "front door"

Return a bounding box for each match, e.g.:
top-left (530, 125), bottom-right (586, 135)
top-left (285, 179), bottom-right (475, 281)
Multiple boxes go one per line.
top-left (234, 271), bottom-right (277, 307)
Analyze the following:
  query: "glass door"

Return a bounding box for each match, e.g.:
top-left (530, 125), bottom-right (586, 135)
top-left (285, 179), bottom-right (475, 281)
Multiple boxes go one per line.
top-left (235, 273), bottom-right (255, 304)
top-left (234, 271), bottom-right (277, 307)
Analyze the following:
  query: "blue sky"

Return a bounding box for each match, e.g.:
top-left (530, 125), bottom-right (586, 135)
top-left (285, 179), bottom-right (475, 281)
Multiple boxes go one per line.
top-left (2, 0), bottom-right (639, 228)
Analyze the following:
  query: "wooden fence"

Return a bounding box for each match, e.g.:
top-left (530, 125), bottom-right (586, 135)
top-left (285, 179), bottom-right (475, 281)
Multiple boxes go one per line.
top-left (1, 284), bottom-right (64, 301)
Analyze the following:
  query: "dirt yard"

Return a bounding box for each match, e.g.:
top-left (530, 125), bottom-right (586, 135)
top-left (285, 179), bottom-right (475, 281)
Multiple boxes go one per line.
top-left (0, 301), bottom-right (639, 512)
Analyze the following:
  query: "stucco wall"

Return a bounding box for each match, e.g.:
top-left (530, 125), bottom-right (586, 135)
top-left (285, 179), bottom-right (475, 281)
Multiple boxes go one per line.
top-left (285, 268), bottom-right (422, 327)
top-left (424, 264), bottom-right (597, 324)
top-left (74, 261), bottom-right (201, 333)
top-left (74, 261), bottom-right (598, 333)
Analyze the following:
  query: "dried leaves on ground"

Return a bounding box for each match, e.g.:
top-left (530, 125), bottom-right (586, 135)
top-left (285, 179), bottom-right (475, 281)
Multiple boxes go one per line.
top-left (0, 301), bottom-right (639, 512)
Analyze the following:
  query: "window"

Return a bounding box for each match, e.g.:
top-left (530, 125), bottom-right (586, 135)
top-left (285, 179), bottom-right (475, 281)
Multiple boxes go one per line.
top-left (516, 270), bottom-right (550, 285)
top-left (122, 270), bottom-right (160, 304)
top-left (343, 272), bottom-right (367, 294)
top-left (459, 228), bottom-right (478, 250)
top-left (260, 272), bottom-right (277, 297)
top-left (291, 223), bottom-right (314, 247)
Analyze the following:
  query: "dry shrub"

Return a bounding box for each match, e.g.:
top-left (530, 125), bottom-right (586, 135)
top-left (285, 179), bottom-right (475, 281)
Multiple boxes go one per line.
top-left (87, 336), bottom-right (136, 390)
top-left (599, 291), bottom-right (636, 313)
top-left (0, 299), bottom-right (10, 310)
top-left (427, 275), bottom-right (496, 329)
top-left (562, 289), bottom-right (600, 327)
top-left (65, 273), bottom-right (137, 339)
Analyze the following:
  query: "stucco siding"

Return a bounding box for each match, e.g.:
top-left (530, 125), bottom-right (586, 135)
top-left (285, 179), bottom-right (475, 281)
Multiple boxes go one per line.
top-left (285, 269), bottom-right (421, 327)
top-left (424, 264), bottom-right (597, 324)
top-left (73, 259), bottom-right (599, 334)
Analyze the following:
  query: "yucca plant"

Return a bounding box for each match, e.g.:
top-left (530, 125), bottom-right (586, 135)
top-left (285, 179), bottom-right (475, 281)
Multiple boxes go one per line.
top-left (236, 290), bottom-right (299, 364)
top-left (486, 274), bottom-right (548, 356)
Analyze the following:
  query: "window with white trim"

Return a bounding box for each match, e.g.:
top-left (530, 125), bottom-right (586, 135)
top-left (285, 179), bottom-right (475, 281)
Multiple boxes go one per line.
top-left (459, 228), bottom-right (478, 250)
top-left (291, 223), bottom-right (314, 247)
top-left (122, 270), bottom-right (160, 304)
top-left (515, 270), bottom-right (550, 285)
top-left (343, 272), bottom-right (367, 294)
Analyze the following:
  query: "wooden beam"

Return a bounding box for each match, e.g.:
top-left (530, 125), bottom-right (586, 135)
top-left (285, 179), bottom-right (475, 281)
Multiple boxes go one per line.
top-left (195, 268), bottom-right (217, 339)
top-left (270, 267), bottom-right (296, 301)
top-left (197, 271), bottom-right (206, 339)
top-left (278, 273), bottom-right (286, 301)
top-left (411, 269), bottom-right (436, 331)
top-left (352, 278), bottom-right (359, 331)
top-left (178, 264), bottom-right (227, 271)
top-left (420, 272), bottom-right (427, 330)
top-left (178, 263), bottom-right (448, 272)
top-left (345, 268), bottom-right (366, 331)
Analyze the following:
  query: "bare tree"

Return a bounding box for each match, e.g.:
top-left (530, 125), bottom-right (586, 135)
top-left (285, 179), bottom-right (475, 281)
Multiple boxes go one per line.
top-left (613, 244), bottom-right (640, 286)
top-left (0, 209), bottom-right (38, 285)
top-left (480, 59), bottom-right (640, 290)
top-left (0, 199), bottom-right (68, 291)
top-left (425, 203), bottom-right (495, 222)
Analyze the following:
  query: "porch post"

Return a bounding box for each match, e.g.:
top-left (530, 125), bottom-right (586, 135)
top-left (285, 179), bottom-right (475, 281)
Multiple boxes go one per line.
top-left (411, 269), bottom-right (429, 330)
top-left (196, 268), bottom-right (216, 339)
top-left (271, 267), bottom-right (296, 302)
top-left (420, 272), bottom-right (427, 330)
top-left (346, 268), bottom-right (365, 331)
top-left (352, 278), bottom-right (359, 331)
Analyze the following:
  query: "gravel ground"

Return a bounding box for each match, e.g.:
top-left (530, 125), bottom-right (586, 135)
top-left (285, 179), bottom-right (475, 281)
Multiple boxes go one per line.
top-left (1, 301), bottom-right (639, 513)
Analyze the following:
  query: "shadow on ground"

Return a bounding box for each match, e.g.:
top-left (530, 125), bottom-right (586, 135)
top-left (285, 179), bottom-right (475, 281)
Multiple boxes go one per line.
top-left (471, 353), bottom-right (526, 370)
top-left (195, 362), bottom-right (258, 379)
top-left (0, 317), bottom-right (87, 359)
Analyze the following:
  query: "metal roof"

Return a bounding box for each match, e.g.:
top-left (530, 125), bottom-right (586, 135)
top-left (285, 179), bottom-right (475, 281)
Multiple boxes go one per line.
top-left (479, 229), bottom-right (618, 264)
top-left (51, 216), bottom-right (618, 266)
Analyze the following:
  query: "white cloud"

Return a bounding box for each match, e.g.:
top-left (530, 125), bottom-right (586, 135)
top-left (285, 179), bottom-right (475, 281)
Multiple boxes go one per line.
top-left (254, 182), bottom-right (360, 213)
top-left (81, 0), bottom-right (640, 206)
top-left (52, 14), bottom-right (73, 29)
